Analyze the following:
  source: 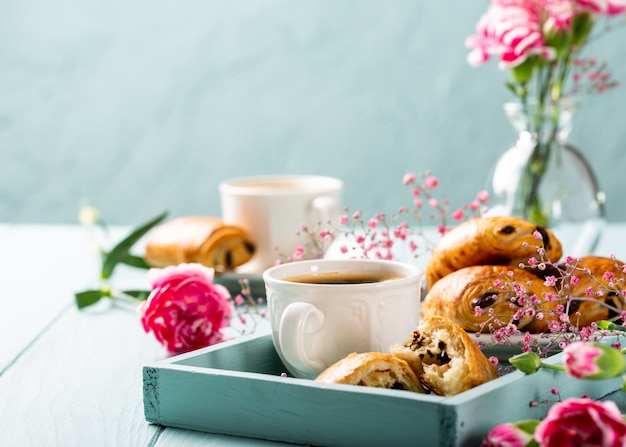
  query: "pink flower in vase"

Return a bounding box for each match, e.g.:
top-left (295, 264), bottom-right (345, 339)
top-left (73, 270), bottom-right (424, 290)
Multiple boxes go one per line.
top-left (607, 0), bottom-right (626, 15)
top-left (577, 0), bottom-right (626, 14)
top-left (139, 263), bottom-right (232, 355)
top-left (465, 3), bottom-right (555, 68)
top-left (534, 398), bottom-right (626, 447)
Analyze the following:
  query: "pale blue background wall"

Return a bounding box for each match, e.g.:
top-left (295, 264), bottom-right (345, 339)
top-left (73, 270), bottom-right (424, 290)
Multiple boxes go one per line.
top-left (1, 1), bottom-right (624, 224)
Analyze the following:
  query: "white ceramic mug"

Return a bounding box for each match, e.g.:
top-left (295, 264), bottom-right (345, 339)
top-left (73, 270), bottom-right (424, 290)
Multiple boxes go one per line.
top-left (219, 175), bottom-right (343, 274)
top-left (263, 259), bottom-right (423, 379)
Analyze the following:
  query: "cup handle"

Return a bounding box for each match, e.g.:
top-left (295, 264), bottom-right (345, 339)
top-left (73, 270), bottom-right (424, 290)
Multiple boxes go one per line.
top-left (311, 195), bottom-right (340, 225)
top-left (279, 302), bottom-right (326, 376)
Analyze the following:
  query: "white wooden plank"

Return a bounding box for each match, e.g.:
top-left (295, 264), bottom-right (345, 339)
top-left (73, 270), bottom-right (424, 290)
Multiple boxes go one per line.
top-left (0, 303), bottom-right (165, 446)
top-left (0, 224), bottom-right (146, 372)
top-left (155, 428), bottom-right (288, 446)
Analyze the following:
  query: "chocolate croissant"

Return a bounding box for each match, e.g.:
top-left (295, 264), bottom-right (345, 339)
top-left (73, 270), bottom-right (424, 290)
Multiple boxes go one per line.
top-left (390, 316), bottom-right (499, 396)
top-left (560, 256), bottom-right (626, 326)
top-left (422, 265), bottom-right (558, 333)
top-left (315, 352), bottom-right (425, 393)
top-left (424, 216), bottom-right (562, 289)
top-left (144, 216), bottom-right (255, 272)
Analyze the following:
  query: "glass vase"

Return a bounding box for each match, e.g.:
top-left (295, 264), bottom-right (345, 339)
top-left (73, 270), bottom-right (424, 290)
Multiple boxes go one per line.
top-left (487, 101), bottom-right (606, 256)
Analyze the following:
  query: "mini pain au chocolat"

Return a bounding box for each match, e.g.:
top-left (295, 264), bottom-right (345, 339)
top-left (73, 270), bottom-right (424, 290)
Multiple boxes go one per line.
top-left (315, 352), bottom-right (425, 393)
top-left (561, 255), bottom-right (626, 326)
top-left (144, 216), bottom-right (255, 272)
top-left (390, 316), bottom-right (499, 396)
top-left (424, 216), bottom-right (563, 289)
top-left (315, 316), bottom-right (498, 396)
top-left (422, 265), bottom-right (558, 334)
top-left (422, 258), bottom-right (626, 333)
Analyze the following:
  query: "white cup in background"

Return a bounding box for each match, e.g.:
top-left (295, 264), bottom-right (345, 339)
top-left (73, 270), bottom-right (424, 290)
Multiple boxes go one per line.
top-left (219, 175), bottom-right (343, 274)
top-left (263, 259), bottom-right (423, 379)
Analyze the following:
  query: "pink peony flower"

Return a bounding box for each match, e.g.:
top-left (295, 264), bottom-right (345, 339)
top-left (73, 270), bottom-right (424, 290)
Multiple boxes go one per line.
top-left (481, 421), bottom-right (536, 447)
top-left (465, 3), bottom-right (556, 68)
top-left (534, 398), bottom-right (626, 447)
top-left (139, 263), bottom-right (232, 354)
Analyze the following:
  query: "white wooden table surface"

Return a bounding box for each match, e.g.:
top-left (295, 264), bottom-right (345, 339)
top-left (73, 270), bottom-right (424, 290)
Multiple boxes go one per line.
top-left (1, 222), bottom-right (626, 446)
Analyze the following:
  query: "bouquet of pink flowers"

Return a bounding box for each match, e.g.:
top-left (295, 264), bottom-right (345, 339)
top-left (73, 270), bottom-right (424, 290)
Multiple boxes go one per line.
top-left (465, 0), bottom-right (625, 227)
top-left (466, 0), bottom-right (625, 101)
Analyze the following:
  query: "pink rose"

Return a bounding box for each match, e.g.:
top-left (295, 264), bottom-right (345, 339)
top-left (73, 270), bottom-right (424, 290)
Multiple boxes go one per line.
top-left (534, 398), bottom-right (626, 447)
top-left (465, 4), bottom-right (556, 68)
top-left (481, 422), bottom-right (535, 447)
top-left (139, 263), bottom-right (232, 354)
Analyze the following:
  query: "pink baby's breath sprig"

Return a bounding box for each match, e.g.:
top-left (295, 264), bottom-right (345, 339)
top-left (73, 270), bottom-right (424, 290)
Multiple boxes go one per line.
top-left (569, 57), bottom-right (621, 95)
top-left (281, 171), bottom-right (490, 264)
top-left (224, 277), bottom-right (268, 338)
top-left (403, 171), bottom-right (489, 237)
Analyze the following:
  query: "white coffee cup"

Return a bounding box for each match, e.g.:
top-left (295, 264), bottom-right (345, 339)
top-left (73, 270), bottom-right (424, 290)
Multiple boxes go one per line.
top-left (263, 259), bottom-right (423, 379)
top-left (219, 175), bottom-right (343, 274)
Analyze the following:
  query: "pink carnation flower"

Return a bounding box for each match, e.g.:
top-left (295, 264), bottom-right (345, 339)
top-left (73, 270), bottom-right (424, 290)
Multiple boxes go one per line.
top-left (481, 422), bottom-right (534, 447)
top-left (577, 0), bottom-right (626, 14)
top-left (562, 341), bottom-right (602, 378)
top-left (607, 0), bottom-right (626, 15)
top-left (562, 341), bottom-right (626, 379)
top-left (139, 263), bottom-right (232, 355)
top-left (534, 398), bottom-right (626, 447)
top-left (465, 3), bottom-right (556, 68)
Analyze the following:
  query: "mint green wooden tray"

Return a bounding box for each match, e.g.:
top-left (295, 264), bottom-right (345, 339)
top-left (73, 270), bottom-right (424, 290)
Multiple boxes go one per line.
top-left (143, 333), bottom-right (624, 447)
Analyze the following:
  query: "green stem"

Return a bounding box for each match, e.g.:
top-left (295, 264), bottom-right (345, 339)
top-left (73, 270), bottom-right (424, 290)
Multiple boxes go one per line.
top-left (540, 362), bottom-right (566, 371)
top-left (517, 58), bottom-right (566, 227)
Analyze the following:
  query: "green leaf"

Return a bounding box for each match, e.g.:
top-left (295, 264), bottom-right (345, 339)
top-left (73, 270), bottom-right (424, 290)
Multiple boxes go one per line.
top-left (75, 289), bottom-right (105, 309)
top-left (101, 211), bottom-right (168, 279)
top-left (510, 57), bottom-right (536, 85)
top-left (596, 320), bottom-right (626, 333)
top-left (571, 12), bottom-right (594, 49)
top-left (119, 253), bottom-right (152, 270)
top-left (122, 289), bottom-right (151, 301)
top-left (513, 419), bottom-right (541, 435)
top-left (505, 81), bottom-right (518, 95)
